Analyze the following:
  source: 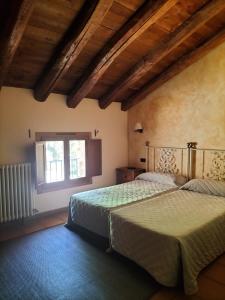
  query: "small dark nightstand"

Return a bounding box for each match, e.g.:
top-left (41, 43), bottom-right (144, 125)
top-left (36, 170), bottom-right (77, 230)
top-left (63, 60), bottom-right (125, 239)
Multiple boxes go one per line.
top-left (116, 167), bottom-right (145, 184)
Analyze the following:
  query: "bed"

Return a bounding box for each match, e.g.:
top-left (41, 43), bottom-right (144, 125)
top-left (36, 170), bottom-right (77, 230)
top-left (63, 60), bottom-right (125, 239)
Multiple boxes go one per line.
top-left (110, 147), bottom-right (225, 295)
top-left (67, 145), bottom-right (188, 238)
top-left (67, 179), bottom-right (179, 238)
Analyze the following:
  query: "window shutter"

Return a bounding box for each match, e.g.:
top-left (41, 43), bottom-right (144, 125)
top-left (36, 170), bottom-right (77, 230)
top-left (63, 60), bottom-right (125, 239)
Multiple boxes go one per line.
top-left (86, 139), bottom-right (102, 177)
top-left (35, 141), bottom-right (46, 186)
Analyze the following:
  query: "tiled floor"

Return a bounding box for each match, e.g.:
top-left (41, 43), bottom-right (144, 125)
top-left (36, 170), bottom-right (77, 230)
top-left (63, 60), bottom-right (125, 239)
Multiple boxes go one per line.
top-left (1, 210), bottom-right (225, 300)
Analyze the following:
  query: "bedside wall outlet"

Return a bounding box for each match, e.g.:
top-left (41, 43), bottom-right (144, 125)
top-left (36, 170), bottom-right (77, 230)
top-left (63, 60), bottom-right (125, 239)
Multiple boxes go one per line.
top-left (140, 158), bottom-right (146, 163)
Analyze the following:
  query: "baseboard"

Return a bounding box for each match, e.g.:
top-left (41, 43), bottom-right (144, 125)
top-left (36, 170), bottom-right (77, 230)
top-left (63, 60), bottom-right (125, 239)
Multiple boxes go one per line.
top-left (33, 206), bottom-right (68, 219)
top-left (0, 207), bottom-right (68, 229)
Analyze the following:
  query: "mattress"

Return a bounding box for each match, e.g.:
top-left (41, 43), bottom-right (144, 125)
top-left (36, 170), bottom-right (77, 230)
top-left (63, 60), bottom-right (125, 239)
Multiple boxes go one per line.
top-left (110, 190), bottom-right (225, 295)
top-left (68, 180), bottom-right (177, 238)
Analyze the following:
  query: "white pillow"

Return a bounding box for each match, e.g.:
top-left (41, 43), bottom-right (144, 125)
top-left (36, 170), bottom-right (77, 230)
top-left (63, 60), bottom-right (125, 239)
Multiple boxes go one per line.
top-left (136, 172), bottom-right (186, 186)
top-left (180, 179), bottom-right (225, 197)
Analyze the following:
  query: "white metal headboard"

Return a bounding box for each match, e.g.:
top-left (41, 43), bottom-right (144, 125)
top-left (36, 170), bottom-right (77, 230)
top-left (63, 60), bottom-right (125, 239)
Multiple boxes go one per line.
top-left (189, 146), bottom-right (225, 181)
top-left (145, 142), bottom-right (195, 179)
top-left (145, 142), bottom-right (225, 181)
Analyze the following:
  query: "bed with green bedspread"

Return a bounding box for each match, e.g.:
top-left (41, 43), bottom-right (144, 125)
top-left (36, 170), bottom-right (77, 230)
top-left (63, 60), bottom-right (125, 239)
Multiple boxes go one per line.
top-left (110, 189), bottom-right (225, 295)
top-left (68, 180), bottom-right (177, 238)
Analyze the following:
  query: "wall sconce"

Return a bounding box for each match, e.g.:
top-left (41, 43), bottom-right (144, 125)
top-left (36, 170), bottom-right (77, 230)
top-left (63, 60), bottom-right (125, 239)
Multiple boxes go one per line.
top-left (134, 122), bottom-right (143, 133)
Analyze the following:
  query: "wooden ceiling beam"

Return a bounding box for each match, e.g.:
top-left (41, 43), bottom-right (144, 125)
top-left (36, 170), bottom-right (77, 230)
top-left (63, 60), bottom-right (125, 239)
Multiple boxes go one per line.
top-left (121, 26), bottom-right (225, 111)
top-left (34, 0), bottom-right (113, 102)
top-left (0, 0), bottom-right (34, 90)
top-left (66, 0), bottom-right (178, 108)
top-left (99, 0), bottom-right (225, 109)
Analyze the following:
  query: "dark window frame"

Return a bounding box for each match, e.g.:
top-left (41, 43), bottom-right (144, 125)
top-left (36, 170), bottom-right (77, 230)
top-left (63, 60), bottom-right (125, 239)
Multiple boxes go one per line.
top-left (35, 132), bottom-right (92, 194)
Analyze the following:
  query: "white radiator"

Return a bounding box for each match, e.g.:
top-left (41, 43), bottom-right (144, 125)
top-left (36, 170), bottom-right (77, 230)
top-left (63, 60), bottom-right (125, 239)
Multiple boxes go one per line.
top-left (0, 163), bottom-right (33, 223)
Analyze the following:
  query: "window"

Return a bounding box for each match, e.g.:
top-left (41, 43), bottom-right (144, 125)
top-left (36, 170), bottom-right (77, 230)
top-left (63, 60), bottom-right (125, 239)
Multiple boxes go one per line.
top-left (69, 140), bottom-right (86, 179)
top-left (45, 141), bottom-right (65, 183)
top-left (35, 132), bottom-right (102, 193)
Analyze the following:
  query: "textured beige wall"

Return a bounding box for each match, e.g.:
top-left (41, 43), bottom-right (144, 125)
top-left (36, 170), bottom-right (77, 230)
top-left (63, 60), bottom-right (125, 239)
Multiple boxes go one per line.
top-left (128, 42), bottom-right (225, 168)
top-left (0, 87), bottom-right (128, 212)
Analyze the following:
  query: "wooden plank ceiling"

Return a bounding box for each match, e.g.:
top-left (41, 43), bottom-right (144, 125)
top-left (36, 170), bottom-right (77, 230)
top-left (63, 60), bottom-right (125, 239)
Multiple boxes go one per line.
top-left (1, 0), bottom-right (225, 110)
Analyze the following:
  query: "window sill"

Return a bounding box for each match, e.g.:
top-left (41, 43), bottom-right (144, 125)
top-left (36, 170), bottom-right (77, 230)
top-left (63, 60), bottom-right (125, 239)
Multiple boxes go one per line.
top-left (36, 177), bottom-right (92, 194)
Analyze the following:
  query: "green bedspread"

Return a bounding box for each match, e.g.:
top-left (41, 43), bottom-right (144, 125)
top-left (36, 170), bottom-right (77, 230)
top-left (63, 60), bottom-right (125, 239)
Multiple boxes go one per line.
top-left (69, 180), bottom-right (176, 237)
top-left (110, 190), bottom-right (225, 294)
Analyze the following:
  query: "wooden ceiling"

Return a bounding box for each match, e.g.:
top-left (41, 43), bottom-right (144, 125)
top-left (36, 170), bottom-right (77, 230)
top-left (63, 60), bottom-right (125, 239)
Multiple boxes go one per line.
top-left (1, 0), bottom-right (225, 110)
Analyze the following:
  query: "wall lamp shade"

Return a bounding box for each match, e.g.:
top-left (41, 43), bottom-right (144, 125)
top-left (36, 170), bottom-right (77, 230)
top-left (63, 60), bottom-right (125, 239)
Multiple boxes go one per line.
top-left (134, 122), bottom-right (143, 133)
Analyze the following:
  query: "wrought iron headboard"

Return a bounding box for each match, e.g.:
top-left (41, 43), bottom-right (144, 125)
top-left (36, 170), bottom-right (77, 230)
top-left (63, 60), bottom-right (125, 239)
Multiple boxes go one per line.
top-left (145, 142), bottom-right (225, 181)
top-left (189, 146), bottom-right (225, 181)
top-left (145, 142), bottom-right (195, 179)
